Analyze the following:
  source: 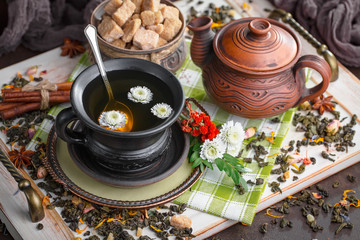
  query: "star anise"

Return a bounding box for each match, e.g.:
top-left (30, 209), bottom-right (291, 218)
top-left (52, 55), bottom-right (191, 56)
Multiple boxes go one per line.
top-left (8, 146), bottom-right (34, 169)
top-left (312, 94), bottom-right (335, 115)
top-left (60, 38), bottom-right (85, 58)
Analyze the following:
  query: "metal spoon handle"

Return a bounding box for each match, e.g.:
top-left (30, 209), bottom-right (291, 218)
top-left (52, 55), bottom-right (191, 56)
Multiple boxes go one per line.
top-left (84, 24), bottom-right (114, 99)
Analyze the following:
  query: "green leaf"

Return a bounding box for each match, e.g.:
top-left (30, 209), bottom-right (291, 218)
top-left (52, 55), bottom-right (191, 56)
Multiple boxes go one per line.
top-left (223, 153), bottom-right (241, 166)
top-left (238, 175), bottom-right (249, 192)
top-left (193, 140), bottom-right (201, 152)
top-left (234, 165), bottom-right (248, 173)
top-left (224, 163), bottom-right (232, 176)
top-left (189, 135), bottom-right (196, 147)
top-left (189, 151), bottom-right (200, 163)
top-left (202, 159), bottom-right (213, 170)
top-left (200, 163), bottom-right (205, 172)
top-left (215, 158), bottom-right (225, 171)
top-left (192, 157), bottom-right (202, 168)
top-left (230, 168), bottom-right (240, 185)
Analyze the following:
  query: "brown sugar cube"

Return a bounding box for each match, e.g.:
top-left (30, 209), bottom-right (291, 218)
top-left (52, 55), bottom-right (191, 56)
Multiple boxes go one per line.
top-left (98, 17), bottom-right (124, 42)
top-left (102, 14), bottom-right (112, 22)
top-left (112, 0), bottom-right (136, 27)
top-left (131, 0), bottom-right (143, 13)
top-left (157, 37), bottom-right (167, 47)
top-left (160, 6), bottom-right (179, 20)
top-left (104, 0), bottom-right (123, 15)
top-left (111, 39), bottom-right (126, 48)
top-left (133, 28), bottom-right (159, 50)
top-left (140, 10), bottom-right (155, 26)
top-left (154, 11), bottom-right (163, 24)
top-left (122, 19), bottom-right (141, 42)
top-left (160, 17), bottom-right (182, 41)
top-left (146, 24), bottom-right (164, 34)
top-left (131, 13), bottom-right (140, 20)
top-left (159, 3), bottom-right (166, 10)
top-left (142, 0), bottom-right (160, 12)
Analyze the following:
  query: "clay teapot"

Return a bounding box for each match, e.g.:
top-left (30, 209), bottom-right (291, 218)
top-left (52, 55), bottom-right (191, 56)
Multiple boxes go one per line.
top-left (188, 17), bottom-right (331, 118)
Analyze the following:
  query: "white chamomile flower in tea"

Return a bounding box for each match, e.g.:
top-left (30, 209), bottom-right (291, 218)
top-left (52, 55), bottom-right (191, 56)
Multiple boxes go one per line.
top-left (200, 138), bottom-right (226, 163)
top-left (220, 120), bottom-right (245, 147)
top-left (99, 110), bottom-right (127, 129)
top-left (128, 86), bottom-right (153, 104)
top-left (151, 103), bottom-right (172, 119)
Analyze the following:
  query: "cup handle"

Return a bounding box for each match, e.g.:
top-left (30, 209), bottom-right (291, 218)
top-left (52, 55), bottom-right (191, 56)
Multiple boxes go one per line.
top-left (55, 107), bottom-right (87, 145)
top-left (293, 55), bottom-right (331, 105)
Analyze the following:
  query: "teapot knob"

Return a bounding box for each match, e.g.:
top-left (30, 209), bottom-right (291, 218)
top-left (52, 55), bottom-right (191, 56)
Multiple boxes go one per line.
top-left (249, 19), bottom-right (271, 38)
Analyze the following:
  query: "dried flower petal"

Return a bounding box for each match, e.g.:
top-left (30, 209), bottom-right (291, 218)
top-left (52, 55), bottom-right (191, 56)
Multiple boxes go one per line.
top-left (28, 127), bottom-right (36, 140)
top-left (26, 66), bottom-right (38, 76)
top-left (37, 166), bottom-right (48, 179)
top-left (312, 192), bottom-right (322, 199)
top-left (244, 127), bottom-right (257, 139)
top-left (286, 154), bottom-right (302, 164)
top-left (302, 157), bottom-right (312, 165)
top-left (83, 203), bottom-right (95, 213)
top-left (265, 209), bottom-right (284, 218)
top-left (326, 119), bottom-right (341, 135)
top-left (283, 171), bottom-right (290, 179)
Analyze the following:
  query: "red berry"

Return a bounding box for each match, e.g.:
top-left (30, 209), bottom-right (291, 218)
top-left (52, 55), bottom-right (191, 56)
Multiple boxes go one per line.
top-left (191, 129), bottom-right (200, 137)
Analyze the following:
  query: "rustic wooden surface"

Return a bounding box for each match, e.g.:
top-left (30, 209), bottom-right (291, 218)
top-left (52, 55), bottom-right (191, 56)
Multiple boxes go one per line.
top-left (1, 44), bottom-right (360, 240)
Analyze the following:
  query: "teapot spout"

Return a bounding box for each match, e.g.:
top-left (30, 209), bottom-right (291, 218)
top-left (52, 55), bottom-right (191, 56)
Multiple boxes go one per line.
top-left (188, 17), bottom-right (215, 68)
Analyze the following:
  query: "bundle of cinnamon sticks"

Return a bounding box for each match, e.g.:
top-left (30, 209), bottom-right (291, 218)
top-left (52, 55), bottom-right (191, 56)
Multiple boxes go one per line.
top-left (0, 82), bottom-right (72, 120)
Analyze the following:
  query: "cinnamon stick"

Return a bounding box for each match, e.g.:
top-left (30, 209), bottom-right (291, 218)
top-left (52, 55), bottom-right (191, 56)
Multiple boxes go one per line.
top-left (0, 102), bottom-right (25, 111)
top-left (3, 91), bottom-right (70, 99)
top-left (55, 82), bottom-right (73, 91)
top-left (2, 90), bottom-right (70, 100)
top-left (1, 81), bottom-right (73, 93)
top-left (3, 95), bottom-right (70, 103)
top-left (0, 103), bottom-right (50, 120)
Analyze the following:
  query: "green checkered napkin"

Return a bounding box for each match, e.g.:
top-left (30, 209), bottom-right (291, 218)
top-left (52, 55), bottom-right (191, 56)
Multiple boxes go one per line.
top-left (172, 44), bottom-right (298, 225)
top-left (28, 43), bottom-right (302, 225)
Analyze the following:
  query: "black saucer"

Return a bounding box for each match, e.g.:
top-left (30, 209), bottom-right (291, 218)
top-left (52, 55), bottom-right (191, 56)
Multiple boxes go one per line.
top-left (66, 122), bottom-right (189, 187)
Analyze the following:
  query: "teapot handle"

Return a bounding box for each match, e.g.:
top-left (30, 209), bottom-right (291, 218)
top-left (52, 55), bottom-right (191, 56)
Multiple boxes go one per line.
top-left (293, 55), bottom-right (331, 105)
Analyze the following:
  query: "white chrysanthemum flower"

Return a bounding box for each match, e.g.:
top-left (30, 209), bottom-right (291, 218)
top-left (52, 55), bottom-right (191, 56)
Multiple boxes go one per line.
top-left (200, 138), bottom-right (226, 163)
top-left (226, 145), bottom-right (242, 157)
top-left (151, 103), bottom-right (172, 119)
top-left (99, 110), bottom-right (127, 129)
top-left (128, 86), bottom-right (153, 104)
top-left (219, 120), bottom-right (245, 147)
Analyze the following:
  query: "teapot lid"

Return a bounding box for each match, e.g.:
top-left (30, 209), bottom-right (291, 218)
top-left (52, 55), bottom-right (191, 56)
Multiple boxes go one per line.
top-left (214, 18), bottom-right (300, 73)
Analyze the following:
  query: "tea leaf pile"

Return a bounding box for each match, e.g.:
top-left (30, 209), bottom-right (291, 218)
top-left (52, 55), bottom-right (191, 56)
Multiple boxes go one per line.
top-left (268, 101), bottom-right (358, 194)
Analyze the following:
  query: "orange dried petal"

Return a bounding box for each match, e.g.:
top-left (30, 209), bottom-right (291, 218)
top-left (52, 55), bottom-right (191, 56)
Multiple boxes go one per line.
top-left (312, 192), bottom-right (322, 199)
top-left (265, 208), bottom-right (284, 218)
